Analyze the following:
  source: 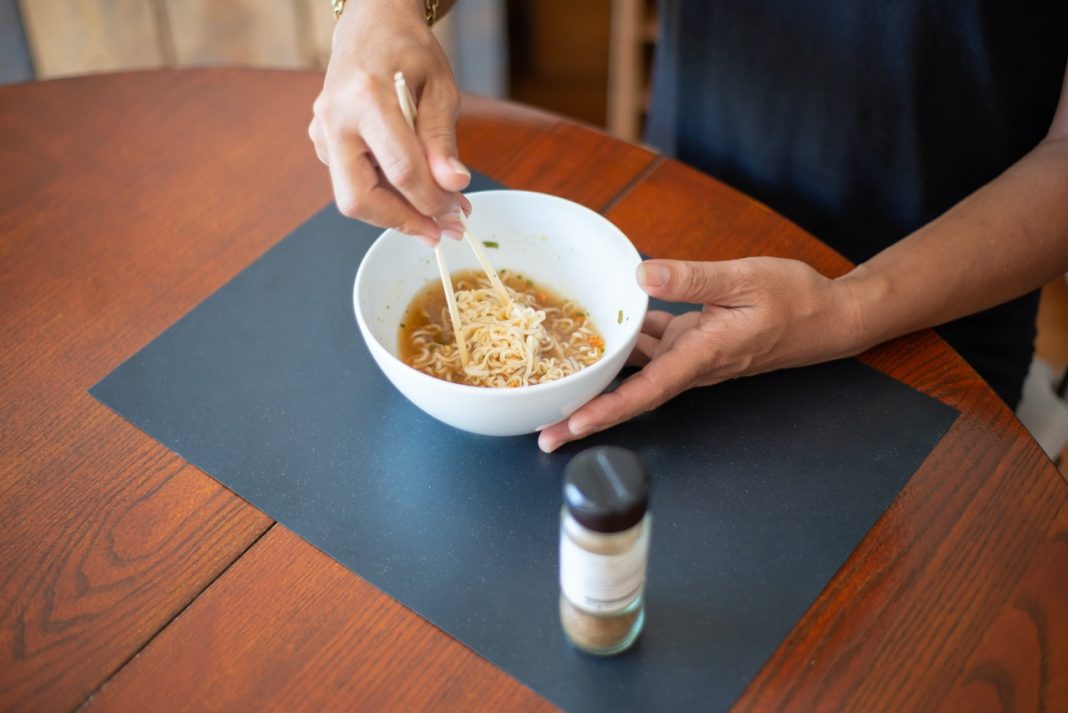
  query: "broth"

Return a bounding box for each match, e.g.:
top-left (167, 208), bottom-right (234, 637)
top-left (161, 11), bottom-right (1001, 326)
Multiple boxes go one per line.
top-left (398, 269), bottom-right (604, 387)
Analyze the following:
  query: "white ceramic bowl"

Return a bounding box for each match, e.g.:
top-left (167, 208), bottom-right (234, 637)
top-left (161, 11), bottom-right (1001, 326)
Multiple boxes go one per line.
top-left (353, 190), bottom-right (648, 436)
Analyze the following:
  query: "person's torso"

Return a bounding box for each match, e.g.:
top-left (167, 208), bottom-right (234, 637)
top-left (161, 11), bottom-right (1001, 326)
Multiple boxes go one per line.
top-left (647, 0), bottom-right (1068, 406)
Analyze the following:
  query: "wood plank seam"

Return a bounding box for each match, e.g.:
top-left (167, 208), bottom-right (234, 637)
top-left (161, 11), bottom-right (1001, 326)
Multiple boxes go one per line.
top-left (149, 0), bottom-right (177, 67)
top-left (73, 522), bottom-right (279, 711)
top-left (598, 154), bottom-right (664, 216)
top-left (48, 88), bottom-right (652, 710)
top-left (67, 125), bottom-right (650, 709)
top-left (12, 71), bottom-right (1055, 711)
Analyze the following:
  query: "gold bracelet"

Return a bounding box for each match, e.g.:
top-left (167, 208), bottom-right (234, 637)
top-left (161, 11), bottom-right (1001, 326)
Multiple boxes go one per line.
top-left (424, 0), bottom-right (440, 26)
top-left (333, 0), bottom-right (439, 26)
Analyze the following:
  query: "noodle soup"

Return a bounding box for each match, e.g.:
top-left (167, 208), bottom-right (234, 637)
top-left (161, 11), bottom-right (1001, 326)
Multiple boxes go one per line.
top-left (399, 269), bottom-right (604, 387)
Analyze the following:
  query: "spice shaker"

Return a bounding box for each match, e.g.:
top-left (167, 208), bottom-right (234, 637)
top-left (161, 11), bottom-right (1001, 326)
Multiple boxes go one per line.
top-left (559, 446), bottom-right (651, 655)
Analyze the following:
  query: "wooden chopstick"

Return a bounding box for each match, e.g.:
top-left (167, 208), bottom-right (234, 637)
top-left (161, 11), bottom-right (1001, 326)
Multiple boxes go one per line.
top-left (452, 214), bottom-right (510, 309)
top-left (398, 79), bottom-right (509, 314)
top-left (394, 72), bottom-right (511, 309)
top-left (457, 211), bottom-right (512, 307)
top-left (394, 72), bottom-right (470, 370)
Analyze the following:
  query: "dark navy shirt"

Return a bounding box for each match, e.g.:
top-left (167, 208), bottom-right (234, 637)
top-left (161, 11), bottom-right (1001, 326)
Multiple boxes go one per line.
top-left (647, 1), bottom-right (1068, 407)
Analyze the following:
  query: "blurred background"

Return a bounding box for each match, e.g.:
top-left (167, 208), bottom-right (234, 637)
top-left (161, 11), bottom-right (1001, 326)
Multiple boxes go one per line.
top-left (0, 0), bottom-right (657, 141)
top-left (1, 0), bottom-right (1065, 467)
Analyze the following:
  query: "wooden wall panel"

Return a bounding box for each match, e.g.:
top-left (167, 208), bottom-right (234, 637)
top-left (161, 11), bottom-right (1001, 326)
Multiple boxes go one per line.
top-left (508, 0), bottom-right (611, 126)
top-left (296, 0), bottom-right (336, 68)
top-left (607, 0), bottom-right (640, 140)
top-left (290, 0), bottom-right (492, 86)
top-left (16, 0), bottom-right (504, 94)
top-left (19, 0), bottom-right (164, 79)
top-left (162, 0), bottom-right (304, 69)
top-left (1, 0), bottom-right (34, 83)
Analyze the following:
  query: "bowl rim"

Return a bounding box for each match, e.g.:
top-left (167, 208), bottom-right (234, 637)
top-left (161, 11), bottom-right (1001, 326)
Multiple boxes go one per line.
top-left (353, 189), bottom-right (649, 398)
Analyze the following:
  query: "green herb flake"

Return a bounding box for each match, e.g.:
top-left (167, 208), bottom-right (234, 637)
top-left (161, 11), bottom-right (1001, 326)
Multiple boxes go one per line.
top-left (399, 323), bottom-right (406, 329)
top-left (617, 309), bottom-right (624, 324)
top-left (525, 279), bottom-right (533, 287)
top-left (482, 240), bottom-right (499, 249)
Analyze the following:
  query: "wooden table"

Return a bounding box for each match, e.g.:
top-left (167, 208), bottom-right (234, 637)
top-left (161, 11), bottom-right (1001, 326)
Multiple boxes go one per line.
top-left (1, 70), bottom-right (1065, 712)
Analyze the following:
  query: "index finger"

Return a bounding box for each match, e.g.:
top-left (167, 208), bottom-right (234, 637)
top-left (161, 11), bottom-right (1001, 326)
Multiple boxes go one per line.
top-left (360, 98), bottom-right (457, 219)
top-left (642, 311), bottom-right (674, 339)
top-left (537, 344), bottom-right (711, 453)
top-left (327, 133), bottom-right (440, 242)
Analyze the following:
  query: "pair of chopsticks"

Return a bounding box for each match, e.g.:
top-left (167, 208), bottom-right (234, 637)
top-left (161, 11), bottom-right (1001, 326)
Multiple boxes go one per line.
top-left (393, 71), bottom-right (510, 372)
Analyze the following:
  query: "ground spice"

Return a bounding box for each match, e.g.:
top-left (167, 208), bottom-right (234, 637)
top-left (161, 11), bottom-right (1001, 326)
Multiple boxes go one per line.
top-left (560, 595), bottom-right (643, 653)
top-left (559, 446), bottom-right (651, 656)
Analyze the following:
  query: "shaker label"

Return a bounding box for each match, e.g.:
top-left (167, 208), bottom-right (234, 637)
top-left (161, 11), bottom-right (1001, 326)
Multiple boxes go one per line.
top-left (559, 532), bottom-right (649, 614)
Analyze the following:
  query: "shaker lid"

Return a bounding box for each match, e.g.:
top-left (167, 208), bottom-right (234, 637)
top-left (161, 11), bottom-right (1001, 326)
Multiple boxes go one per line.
top-left (563, 446), bottom-right (649, 533)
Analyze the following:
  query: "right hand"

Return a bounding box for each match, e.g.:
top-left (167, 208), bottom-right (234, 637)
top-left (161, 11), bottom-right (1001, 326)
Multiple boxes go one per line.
top-left (309, 0), bottom-right (471, 246)
top-left (537, 257), bottom-right (861, 452)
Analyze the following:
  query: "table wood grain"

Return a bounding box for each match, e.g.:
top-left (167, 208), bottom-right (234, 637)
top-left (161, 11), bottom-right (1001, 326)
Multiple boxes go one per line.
top-left (1, 70), bottom-right (1065, 713)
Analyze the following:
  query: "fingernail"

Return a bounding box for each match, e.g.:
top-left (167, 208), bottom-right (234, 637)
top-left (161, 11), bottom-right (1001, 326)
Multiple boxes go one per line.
top-left (438, 208), bottom-right (465, 236)
top-left (448, 157), bottom-right (470, 178)
top-left (441, 229), bottom-right (463, 241)
top-left (416, 234), bottom-right (439, 247)
top-left (538, 433), bottom-right (556, 453)
top-left (567, 419), bottom-right (590, 438)
top-left (637, 262), bottom-right (669, 289)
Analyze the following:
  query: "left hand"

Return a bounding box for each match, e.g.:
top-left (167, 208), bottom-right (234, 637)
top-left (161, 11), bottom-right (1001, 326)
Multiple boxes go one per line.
top-left (537, 257), bottom-right (864, 452)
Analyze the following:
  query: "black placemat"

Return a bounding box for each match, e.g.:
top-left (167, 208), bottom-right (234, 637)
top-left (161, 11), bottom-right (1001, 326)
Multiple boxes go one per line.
top-left (92, 174), bottom-right (957, 712)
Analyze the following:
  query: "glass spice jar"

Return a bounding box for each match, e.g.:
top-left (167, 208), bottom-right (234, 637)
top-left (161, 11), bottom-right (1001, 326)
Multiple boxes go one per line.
top-left (559, 446), bottom-right (651, 655)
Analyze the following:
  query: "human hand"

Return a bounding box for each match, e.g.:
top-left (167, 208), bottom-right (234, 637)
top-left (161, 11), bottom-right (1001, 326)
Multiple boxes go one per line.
top-left (309, 0), bottom-right (470, 246)
top-left (538, 257), bottom-right (863, 452)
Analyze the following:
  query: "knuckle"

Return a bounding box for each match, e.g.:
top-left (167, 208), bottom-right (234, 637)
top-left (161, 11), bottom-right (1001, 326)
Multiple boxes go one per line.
top-left (315, 71), bottom-right (383, 125)
top-left (396, 221), bottom-right (422, 236)
top-left (683, 263), bottom-right (709, 298)
top-left (396, 216), bottom-right (435, 238)
top-left (644, 383), bottom-right (671, 413)
top-left (426, 192), bottom-right (454, 217)
top-left (347, 70), bottom-right (377, 100)
top-left (382, 155), bottom-right (417, 188)
top-left (422, 126), bottom-right (456, 152)
top-left (335, 191), bottom-right (363, 218)
top-left (439, 83), bottom-right (461, 113)
top-left (312, 94), bottom-right (333, 122)
top-left (730, 259), bottom-right (757, 283)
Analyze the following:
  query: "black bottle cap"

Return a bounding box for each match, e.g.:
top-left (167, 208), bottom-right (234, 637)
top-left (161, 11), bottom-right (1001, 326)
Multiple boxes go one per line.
top-left (563, 446), bottom-right (649, 533)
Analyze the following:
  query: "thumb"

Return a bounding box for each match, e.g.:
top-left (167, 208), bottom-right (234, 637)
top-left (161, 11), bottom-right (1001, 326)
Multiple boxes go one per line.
top-left (636, 259), bottom-right (741, 304)
top-left (416, 83), bottom-right (470, 192)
